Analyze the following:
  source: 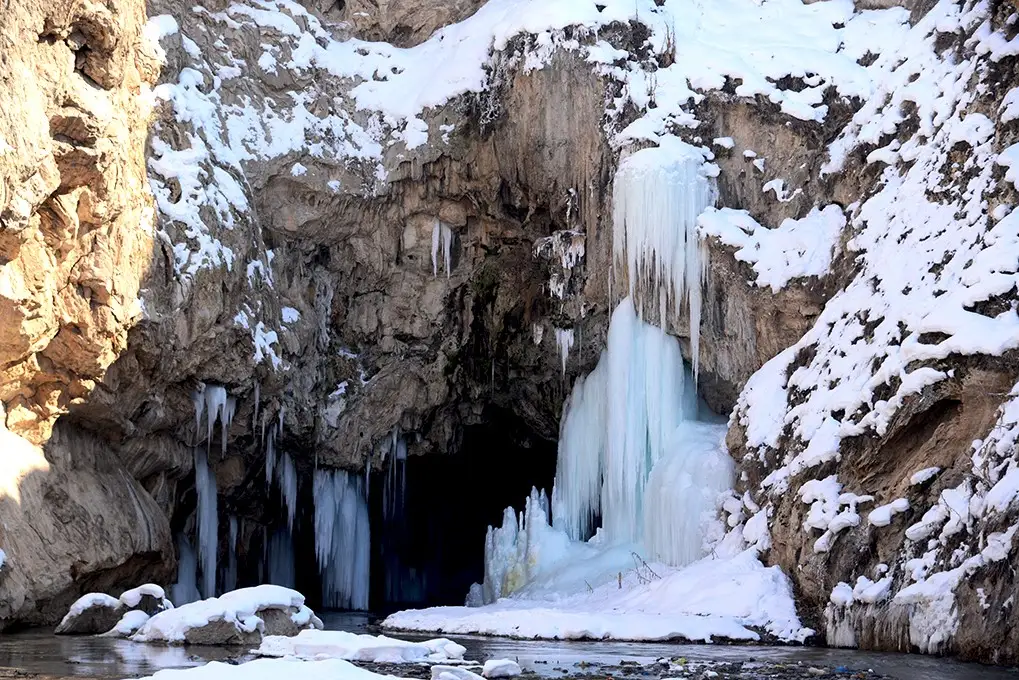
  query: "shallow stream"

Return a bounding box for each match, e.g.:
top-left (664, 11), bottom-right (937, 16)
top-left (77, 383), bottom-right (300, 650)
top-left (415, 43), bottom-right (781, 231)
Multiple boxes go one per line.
top-left (0, 612), bottom-right (1014, 680)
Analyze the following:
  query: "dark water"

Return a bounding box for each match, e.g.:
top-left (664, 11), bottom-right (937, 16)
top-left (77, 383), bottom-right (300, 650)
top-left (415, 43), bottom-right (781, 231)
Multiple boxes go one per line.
top-left (0, 611), bottom-right (1014, 680)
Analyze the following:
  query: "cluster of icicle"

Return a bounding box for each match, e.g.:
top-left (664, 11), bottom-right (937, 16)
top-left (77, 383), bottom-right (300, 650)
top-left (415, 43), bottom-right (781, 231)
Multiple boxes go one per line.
top-left (191, 384), bottom-right (236, 600)
top-left (611, 139), bottom-right (716, 379)
top-left (431, 221), bottom-right (454, 277)
top-left (313, 467), bottom-right (370, 610)
top-left (264, 409), bottom-right (297, 530)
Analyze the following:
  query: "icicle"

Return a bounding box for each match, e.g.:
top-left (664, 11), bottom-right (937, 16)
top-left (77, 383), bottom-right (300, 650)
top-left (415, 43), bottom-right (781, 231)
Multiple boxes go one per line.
top-left (194, 446), bottom-right (218, 598)
top-left (189, 382), bottom-right (234, 600)
top-left (267, 529), bottom-right (296, 588)
top-left (170, 534), bottom-right (200, 605)
top-left (431, 221), bottom-right (441, 277)
top-left (313, 468), bottom-right (370, 610)
top-left (224, 516), bottom-right (239, 593)
top-left (443, 223), bottom-right (453, 278)
top-left (265, 423), bottom-right (277, 488)
top-left (279, 451), bottom-right (298, 531)
top-left (611, 140), bottom-right (716, 380)
top-left (554, 328), bottom-right (574, 376)
top-left (431, 220), bottom-right (455, 277)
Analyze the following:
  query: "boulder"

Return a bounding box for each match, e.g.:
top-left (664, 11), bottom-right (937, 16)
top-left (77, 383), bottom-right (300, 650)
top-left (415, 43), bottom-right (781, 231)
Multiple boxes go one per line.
top-left (55, 594), bottom-right (123, 635)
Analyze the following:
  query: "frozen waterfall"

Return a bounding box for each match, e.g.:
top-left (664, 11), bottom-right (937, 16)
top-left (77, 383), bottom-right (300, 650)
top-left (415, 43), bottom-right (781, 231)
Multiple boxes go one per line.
top-left (612, 139), bottom-right (716, 379)
top-left (480, 297), bottom-right (733, 603)
top-left (478, 141), bottom-right (726, 603)
top-left (313, 468), bottom-right (370, 610)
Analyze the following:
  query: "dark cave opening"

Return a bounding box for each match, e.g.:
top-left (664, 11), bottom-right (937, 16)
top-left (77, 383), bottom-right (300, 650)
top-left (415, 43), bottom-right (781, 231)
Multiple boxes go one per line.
top-left (368, 406), bottom-right (558, 613)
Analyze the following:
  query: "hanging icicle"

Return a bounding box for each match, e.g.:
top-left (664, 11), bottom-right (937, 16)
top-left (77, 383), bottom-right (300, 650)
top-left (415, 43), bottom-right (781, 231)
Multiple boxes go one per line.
top-left (190, 383), bottom-right (236, 599)
top-left (611, 139), bottom-right (717, 379)
top-left (431, 220), bottom-right (454, 278)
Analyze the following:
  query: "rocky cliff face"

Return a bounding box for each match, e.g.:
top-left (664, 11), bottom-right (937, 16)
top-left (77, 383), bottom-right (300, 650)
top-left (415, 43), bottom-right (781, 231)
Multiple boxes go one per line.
top-left (1, 0), bottom-right (1018, 664)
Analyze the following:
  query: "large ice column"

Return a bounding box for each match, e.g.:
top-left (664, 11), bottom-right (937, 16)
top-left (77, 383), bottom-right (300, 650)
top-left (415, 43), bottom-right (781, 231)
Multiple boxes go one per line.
top-left (194, 447), bottom-right (218, 598)
top-left (551, 297), bottom-right (729, 564)
top-left (313, 468), bottom-right (370, 610)
top-left (612, 139), bottom-right (716, 378)
top-left (554, 299), bottom-right (692, 545)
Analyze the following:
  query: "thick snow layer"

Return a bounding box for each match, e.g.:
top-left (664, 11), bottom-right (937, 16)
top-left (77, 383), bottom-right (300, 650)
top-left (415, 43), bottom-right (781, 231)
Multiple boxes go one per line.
top-left (132, 585), bottom-right (308, 643)
top-left (698, 206), bottom-right (845, 292)
top-left (121, 584), bottom-right (170, 609)
top-left (107, 610), bottom-right (152, 637)
top-left (129, 657), bottom-right (409, 680)
top-left (62, 593), bottom-right (119, 624)
top-left (257, 630), bottom-right (465, 662)
top-left (386, 546), bottom-right (809, 643)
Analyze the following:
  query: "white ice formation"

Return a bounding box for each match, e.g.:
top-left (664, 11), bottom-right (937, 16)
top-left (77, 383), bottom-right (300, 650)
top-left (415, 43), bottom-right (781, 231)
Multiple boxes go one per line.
top-left (314, 468), bottom-right (371, 610)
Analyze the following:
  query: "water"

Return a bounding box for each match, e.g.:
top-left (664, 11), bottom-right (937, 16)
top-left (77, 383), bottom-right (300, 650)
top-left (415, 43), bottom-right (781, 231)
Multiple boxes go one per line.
top-left (0, 613), bottom-right (1015, 680)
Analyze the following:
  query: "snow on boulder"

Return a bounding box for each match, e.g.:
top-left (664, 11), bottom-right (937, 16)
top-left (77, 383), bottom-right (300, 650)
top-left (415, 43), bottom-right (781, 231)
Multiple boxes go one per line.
top-left (131, 585), bottom-right (321, 645)
top-left (120, 584), bottom-right (174, 616)
top-left (57, 583), bottom-right (176, 636)
top-left (482, 660), bottom-right (522, 678)
top-left (102, 609), bottom-right (151, 638)
top-left (432, 666), bottom-right (486, 680)
top-left (257, 629), bottom-right (465, 662)
top-left (56, 593), bottom-right (123, 635)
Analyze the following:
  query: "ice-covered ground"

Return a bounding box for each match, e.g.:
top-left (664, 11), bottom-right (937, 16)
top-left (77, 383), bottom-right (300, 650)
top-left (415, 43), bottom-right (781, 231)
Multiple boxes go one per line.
top-left (386, 541), bottom-right (808, 643)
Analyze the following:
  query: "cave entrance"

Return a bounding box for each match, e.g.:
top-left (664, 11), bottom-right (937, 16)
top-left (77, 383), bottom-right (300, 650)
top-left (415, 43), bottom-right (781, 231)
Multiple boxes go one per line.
top-left (368, 406), bottom-right (557, 613)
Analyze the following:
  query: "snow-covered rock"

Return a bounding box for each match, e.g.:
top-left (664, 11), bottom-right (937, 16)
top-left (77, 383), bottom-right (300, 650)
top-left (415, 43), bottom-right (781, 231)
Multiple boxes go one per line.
top-left (55, 593), bottom-right (123, 635)
top-left (482, 660), bottom-right (522, 678)
top-left (131, 586), bottom-right (321, 645)
top-left (56, 583), bottom-right (173, 636)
